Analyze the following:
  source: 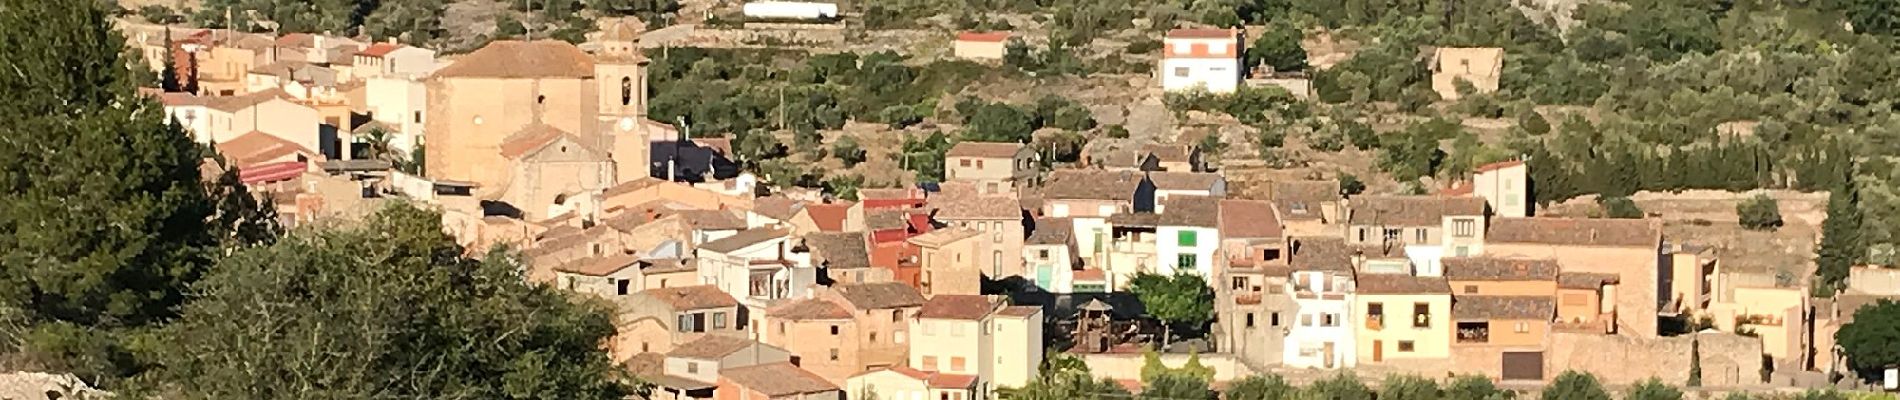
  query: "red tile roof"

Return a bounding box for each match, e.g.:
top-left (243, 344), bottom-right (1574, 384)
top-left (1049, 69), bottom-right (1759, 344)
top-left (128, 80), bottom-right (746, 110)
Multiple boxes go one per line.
top-left (1219, 199), bottom-right (1282, 239)
top-left (638, 285), bottom-right (738, 311)
top-left (216, 131), bottom-right (319, 168)
top-left (767, 298), bottom-right (853, 321)
top-left (803, 203), bottom-right (853, 232)
top-left (236, 161), bottom-right (306, 184)
top-left (720, 362), bottom-right (839, 396)
top-left (553, 254), bottom-right (642, 276)
top-left (432, 40), bottom-right (595, 79)
top-left (1166, 28), bottom-right (1239, 39)
top-left (956, 31), bottom-right (1012, 42)
top-left (946, 142), bottom-right (1024, 158)
top-left (917, 295), bottom-right (998, 320)
top-left (1073, 268), bottom-right (1106, 281)
top-left (358, 43), bottom-right (403, 58)
top-left (1475, 159), bottom-right (1526, 173)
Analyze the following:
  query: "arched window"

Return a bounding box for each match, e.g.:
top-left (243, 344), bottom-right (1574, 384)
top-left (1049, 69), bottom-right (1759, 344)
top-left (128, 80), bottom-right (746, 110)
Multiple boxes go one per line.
top-left (620, 77), bottom-right (633, 106)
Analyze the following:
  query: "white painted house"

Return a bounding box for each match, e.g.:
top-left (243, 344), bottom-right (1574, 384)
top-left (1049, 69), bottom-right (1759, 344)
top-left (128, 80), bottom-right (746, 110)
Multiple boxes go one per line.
top-left (692, 227), bottom-right (816, 309)
top-left (1283, 238), bottom-right (1357, 369)
top-left (353, 42), bottom-right (439, 79)
top-left (1160, 28), bottom-right (1244, 94)
top-left (1155, 196), bottom-right (1220, 278)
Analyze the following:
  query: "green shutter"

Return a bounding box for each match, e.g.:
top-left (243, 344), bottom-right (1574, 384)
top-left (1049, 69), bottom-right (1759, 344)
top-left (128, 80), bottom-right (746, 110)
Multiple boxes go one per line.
top-left (1178, 230), bottom-right (1197, 246)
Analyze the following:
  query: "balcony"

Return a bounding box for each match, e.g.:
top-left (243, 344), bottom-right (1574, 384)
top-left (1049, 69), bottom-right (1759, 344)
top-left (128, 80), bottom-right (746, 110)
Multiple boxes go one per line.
top-left (1455, 322), bottom-right (1489, 343)
top-left (1235, 293), bottom-right (1263, 305)
top-left (1365, 316), bottom-right (1384, 331)
top-left (1736, 313), bottom-right (1784, 327)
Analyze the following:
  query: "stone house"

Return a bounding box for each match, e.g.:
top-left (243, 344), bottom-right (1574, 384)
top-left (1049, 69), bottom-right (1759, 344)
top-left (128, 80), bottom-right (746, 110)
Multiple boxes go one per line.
top-left (789, 202), bottom-right (855, 235)
top-left (497, 123), bottom-right (617, 220)
top-left (910, 228), bottom-right (983, 296)
top-left (1024, 217), bottom-right (1080, 292)
top-left (1283, 238), bottom-right (1358, 369)
top-left (695, 227), bottom-right (816, 309)
top-left (1268, 180), bottom-right (1342, 237)
top-left (715, 362), bottom-right (842, 400)
top-left (1482, 218), bottom-right (1665, 337)
top-left (943, 142), bottom-right (1037, 194)
top-left (423, 39), bottom-right (653, 207)
top-left (1344, 196), bottom-right (1489, 274)
top-left (555, 255), bottom-right (699, 300)
top-left (907, 295), bottom-right (1043, 398)
top-left (758, 283), bottom-right (926, 384)
top-left (1217, 199), bottom-right (1285, 277)
top-left (1429, 47), bottom-right (1503, 100)
top-left (1449, 295), bottom-right (1554, 381)
top-left (1040, 170), bottom-right (1146, 285)
top-left (803, 232), bottom-right (889, 285)
top-left (845, 366), bottom-right (979, 400)
top-left (953, 31), bottom-right (1010, 60)
top-left (1661, 242), bottom-right (1720, 316)
top-left (865, 209), bottom-right (930, 288)
top-left (649, 335), bottom-right (793, 400)
top-left (1353, 274), bottom-right (1454, 365)
top-left (1147, 172), bottom-right (1226, 208)
top-left (930, 191), bottom-right (1026, 280)
top-left (613, 285), bottom-right (747, 360)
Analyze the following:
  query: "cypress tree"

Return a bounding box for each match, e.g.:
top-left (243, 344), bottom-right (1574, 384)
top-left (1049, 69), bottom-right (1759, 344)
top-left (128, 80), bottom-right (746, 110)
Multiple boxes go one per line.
top-left (0, 0), bottom-right (217, 381)
top-left (1816, 168), bottom-right (1864, 296)
top-left (161, 27), bottom-right (180, 92)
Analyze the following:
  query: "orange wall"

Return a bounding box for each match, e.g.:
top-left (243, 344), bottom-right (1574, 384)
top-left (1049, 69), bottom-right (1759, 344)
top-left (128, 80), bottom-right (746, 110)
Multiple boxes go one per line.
top-left (1449, 280), bottom-right (1556, 297)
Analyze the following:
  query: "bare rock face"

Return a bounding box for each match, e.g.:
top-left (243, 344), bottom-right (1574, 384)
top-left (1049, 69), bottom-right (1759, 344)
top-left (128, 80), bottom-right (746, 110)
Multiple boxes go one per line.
top-left (0, 372), bottom-right (108, 399)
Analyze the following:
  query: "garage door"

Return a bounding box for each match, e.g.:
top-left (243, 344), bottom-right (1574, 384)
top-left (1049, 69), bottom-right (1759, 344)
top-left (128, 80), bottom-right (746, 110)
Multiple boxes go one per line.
top-left (1501, 351), bottom-right (1544, 381)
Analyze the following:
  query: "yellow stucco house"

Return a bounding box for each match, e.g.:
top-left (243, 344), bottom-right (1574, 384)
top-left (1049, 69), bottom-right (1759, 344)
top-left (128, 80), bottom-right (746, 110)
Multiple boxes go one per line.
top-left (1353, 274), bottom-right (1454, 364)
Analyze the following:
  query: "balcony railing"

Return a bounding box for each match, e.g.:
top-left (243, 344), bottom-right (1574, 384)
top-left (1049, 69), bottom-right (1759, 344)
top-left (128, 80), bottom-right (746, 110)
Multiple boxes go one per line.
top-left (1235, 293), bottom-right (1263, 305)
top-left (1365, 316), bottom-right (1384, 331)
top-left (1736, 314), bottom-right (1784, 326)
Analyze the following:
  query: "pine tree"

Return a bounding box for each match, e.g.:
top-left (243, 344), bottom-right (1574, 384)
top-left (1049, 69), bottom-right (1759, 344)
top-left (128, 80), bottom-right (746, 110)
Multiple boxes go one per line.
top-left (0, 0), bottom-right (217, 382)
top-left (1816, 170), bottom-right (1864, 296)
top-left (184, 50), bottom-right (201, 94)
top-left (161, 27), bottom-right (180, 92)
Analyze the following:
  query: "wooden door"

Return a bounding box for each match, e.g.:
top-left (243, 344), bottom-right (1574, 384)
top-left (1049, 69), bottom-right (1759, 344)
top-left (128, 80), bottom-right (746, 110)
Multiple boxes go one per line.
top-left (1372, 340), bottom-right (1383, 362)
top-left (1323, 342), bottom-right (1336, 368)
top-left (1501, 351), bottom-right (1544, 380)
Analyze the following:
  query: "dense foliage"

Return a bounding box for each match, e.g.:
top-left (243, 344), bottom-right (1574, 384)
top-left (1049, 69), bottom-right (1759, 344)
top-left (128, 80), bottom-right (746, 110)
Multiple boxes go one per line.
top-left (1737, 194), bottom-right (1785, 231)
top-left (1542, 371), bottom-right (1611, 400)
top-left (0, 0), bottom-right (224, 383)
top-left (1128, 271), bottom-right (1214, 345)
top-left (1835, 300), bottom-right (1900, 379)
top-left (185, 0), bottom-right (677, 49)
top-left (141, 204), bottom-right (634, 398)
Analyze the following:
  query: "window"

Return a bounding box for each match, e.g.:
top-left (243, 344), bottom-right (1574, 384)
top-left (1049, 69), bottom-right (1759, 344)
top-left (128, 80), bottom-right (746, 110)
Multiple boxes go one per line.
top-left (960, 159), bottom-right (971, 167)
top-left (893, 310), bottom-right (903, 322)
top-left (687, 362), bottom-right (699, 373)
top-left (976, 159), bottom-right (985, 168)
top-left (1177, 254), bottom-right (1198, 270)
top-left (1413, 303), bottom-right (1430, 328)
top-left (1464, 285), bottom-right (1478, 294)
top-left (1453, 219), bottom-right (1477, 237)
top-left (1173, 67), bottom-right (1191, 77)
top-left (1270, 312), bottom-right (1281, 326)
top-left (1177, 231), bottom-right (1198, 246)
top-left (1514, 322), bottom-right (1529, 333)
top-left (1321, 313), bottom-right (1337, 327)
top-left (830, 348), bottom-right (840, 360)
top-left (713, 312), bottom-right (728, 329)
top-left (616, 279), bottom-right (630, 296)
top-left (1415, 228), bottom-right (1428, 242)
top-left (620, 77), bottom-right (633, 106)
top-left (1245, 313), bottom-right (1255, 328)
top-left (1398, 341), bottom-right (1416, 352)
top-left (951, 357), bottom-right (967, 371)
top-left (1231, 277), bottom-right (1248, 290)
top-left (1291, 202), bottom-right (1309, 214)
top-left (1383, 228), bottom-right (1401, 241)
top-left (1300, 314), bottom-right (1313, 326)
top-left (1357, 228), bottom-right (1367, 242)
top-left (536, 95), bottom-right (546, 105)
top-left (830, 325), bottom-right (840, 335)
top-left (922, 356), bottom-right (938, 370)
top-left (1038, 249), bottom-right (1050, 259)
top-left (778, 322), bottom-right (787, 335)
top-left (677, 314), bottom-right (692, 332)
top-left (1455, 246), bottom-right (1470, 257)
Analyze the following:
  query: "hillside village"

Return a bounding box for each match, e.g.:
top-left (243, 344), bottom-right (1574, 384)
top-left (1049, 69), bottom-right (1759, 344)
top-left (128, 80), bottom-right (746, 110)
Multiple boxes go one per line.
top-left (2, 0), bottom-right (1900, 398)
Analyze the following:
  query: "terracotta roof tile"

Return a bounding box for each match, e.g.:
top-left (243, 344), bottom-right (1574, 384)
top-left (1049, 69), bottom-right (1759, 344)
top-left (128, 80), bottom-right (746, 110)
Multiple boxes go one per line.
top-left (1027, 217), bottom-right (1074, 245)
top-left (1452, 295), bottom-right (1554, 320)
top-left (908, 228), bottom-right (980, 248)
top-left (752, 197), bottom-right (806, 221)
top-left (804, 232), bottom-right (870, 269)
top-left (638, 285), bottom-right (738, 311)
top-left (802, 203), bottom-right (853, 232)
top-left (1270, 180), bottom-right (1340, 221)
top-left (945, 142), bottom-right (1024, 158)
top-left (499, 123), bottom-right (602, 159)
top-left (1487, 218), bottom-right (1659, 247)
top-left (699, 227), bottom-right (790, 253)
top-left (1166, 28), bottom-right (1240, 39)
top-left (830, 282), bottom-right (925, 310)
top-left (1356, 274), bottom-right (1451, 294)
top-left (1073, 268), bottom-right (1107, 281)
top-left (668, 335), bottom-right (765, 359)
top-left (1219, 199), bottom-right (1281, 239)
top-left (1042, 170), bottom-right (1144, 201)
top-left (1287, 237), bottom-right (1355, 272)
top-left (767, 298), bottom-right (852, 320)
top-left (932, 195), bottom-right (1022, 221)
top-left (917, 295), bottom-right (999, 320)
top-left (358, 43), bottom-right (402, 57)
top-left (720, 362), bottom-right (838, 396)
top-left (955, 31), bottom-right (1012, 42)
top-left (1159, 196), bottom-right (1220, 227)
top-left (1557, 272), bottom-right (1620, 289)
top-left (1347, 196), bottom-right (1487, 226)
top-left (216, 131), bottom-right (319, 167)
top-left (929, 373), bottom-right (980, 389)
top-left (553, 253), bottom-right (642, 276)
top-left (995, 305), bottom-right (1041, 317)
top-left (432, 40), bottom-right (595, 79)
top-left (1147, 172), bottom-right (1223, 191)
top-left (1443, 257), bottom-right (1560, 281)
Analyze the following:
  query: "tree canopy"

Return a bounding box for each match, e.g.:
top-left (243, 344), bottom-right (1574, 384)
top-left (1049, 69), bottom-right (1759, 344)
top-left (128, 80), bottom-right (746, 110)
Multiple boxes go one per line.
top-left (141, 203), bottom-right (634, 398)
top-left (1836, 300), bottom-right (1900, 378)
top-left (1128, 271), bottom-right (1214, 345)
top-left (1542, 371), bottom-right (1611, 400)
